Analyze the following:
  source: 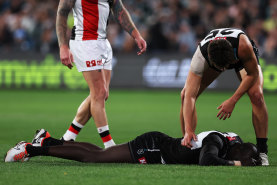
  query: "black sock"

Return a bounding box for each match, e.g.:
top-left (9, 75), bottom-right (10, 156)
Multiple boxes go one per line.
top-left (256, 138), bottom-right (268, 154)
top-left (26, 145), bottom-right (49, 157)
top-left (43, 137), bottom-right (64, 147)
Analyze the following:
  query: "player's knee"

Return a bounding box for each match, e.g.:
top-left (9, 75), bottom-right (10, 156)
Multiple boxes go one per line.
top-left (91, 86), bottom-right (108, 102)
top-left (248, 91), bottom-right (264, 107)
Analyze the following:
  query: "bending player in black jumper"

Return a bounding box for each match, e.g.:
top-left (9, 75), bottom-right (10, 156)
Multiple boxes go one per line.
top-left (5, 129), bottom-right (261, 166)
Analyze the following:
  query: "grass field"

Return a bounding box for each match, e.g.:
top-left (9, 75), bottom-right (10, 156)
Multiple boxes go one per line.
top-left (0, 89), bottom-right (276, 185)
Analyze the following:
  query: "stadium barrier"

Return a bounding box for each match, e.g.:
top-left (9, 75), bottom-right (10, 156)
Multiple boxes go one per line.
top-left (0, 52), bottom-right (276, 92)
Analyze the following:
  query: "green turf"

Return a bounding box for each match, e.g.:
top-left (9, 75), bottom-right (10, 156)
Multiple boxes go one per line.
top-left (0, 89), bottom-right (276, 185)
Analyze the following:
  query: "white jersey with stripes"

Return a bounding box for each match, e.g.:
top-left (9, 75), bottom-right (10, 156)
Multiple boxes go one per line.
top-left (72, 0), bottom-right (110, 40)
top-left (190, 130), bottom-right (239, 150)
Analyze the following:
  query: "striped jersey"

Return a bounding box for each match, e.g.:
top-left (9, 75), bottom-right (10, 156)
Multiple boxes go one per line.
top-left (71, 0), bottom-right (111, 40)
top-left (199, 28), bottom-right (245, 71)
top-left (190, 130), bottom-right (242, 150)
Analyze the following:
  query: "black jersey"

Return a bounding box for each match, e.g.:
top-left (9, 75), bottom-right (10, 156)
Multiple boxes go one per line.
top-left (128, 131), bottom-right (242, 165)
top-left (199, 28), bottom-right (259, 72)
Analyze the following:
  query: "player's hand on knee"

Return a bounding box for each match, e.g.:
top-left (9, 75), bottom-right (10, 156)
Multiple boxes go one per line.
top-left (217, 99), bottom-right (236, 120)
top-left (60, 45), bottom-right (74, 69)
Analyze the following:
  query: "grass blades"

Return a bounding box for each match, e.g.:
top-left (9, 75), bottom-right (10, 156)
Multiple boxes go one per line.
top-left (0, 89), bottom-right (276, 185)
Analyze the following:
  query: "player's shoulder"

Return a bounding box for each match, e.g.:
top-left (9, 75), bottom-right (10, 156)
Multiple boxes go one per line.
top-left (239, 34), bottom-right (252, 47)
top-left (238, 34), bottom-right (254, 58)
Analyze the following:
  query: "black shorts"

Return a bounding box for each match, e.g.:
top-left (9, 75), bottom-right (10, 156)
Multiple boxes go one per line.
top-left (128, 131), bottom-right (168, 164)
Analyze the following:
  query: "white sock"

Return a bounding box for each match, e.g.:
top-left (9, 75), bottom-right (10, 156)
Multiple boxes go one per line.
top-left (62, 119), bottom-right (84, 141)
top-left (104, 139), bottom-right (116, 148)
top-left (97, 125), bottom-right (116, 148)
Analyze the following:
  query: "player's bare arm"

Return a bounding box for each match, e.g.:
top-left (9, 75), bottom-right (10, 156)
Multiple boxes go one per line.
top-left (56, 0), bottom-right (76, 69)
top-left (217, 34), bottom-right (259, 120)
top-left (56, 0), bottom-right (75, 47)
top-left (180, 89), bottom-right (186, 136)
top-left (181, 71), bottom-right (201, 147)
top-left (111, 0), bottom-right (146, 55)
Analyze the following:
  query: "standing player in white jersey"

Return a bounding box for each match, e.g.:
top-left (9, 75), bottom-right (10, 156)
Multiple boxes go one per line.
top-left (56, 0), bottom-right (147, 148)
top-left (179, 28), bottom-right (269, 165)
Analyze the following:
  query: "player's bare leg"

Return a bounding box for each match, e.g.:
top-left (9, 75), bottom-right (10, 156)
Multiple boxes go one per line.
top-left (26, 139), bottom-right (133, 163)
top-left (72, 70), bottom-right (111, 127)
top-left (68, 70), bottom-right (111, 126)
top-left (83, 70), bottom-right (108, 126)
top-left (74, 96), bottom-right (92, 126)
top-left (62, 96), bottom-right (92, 141)
top-left (62, 70), bottom-right (114, 147)
top-left (82, 69), bottom-right (115, 148)
top-left (44, 143), bottom-right (132, 163)
top-left (238, 66), bottom-right (269, 165)
top-left (75, 69), bottom-right (111, 124)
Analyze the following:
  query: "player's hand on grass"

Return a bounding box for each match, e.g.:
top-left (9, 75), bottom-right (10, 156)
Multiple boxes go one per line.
top-left (217, 98), bottom-right (236, 120)
top-left (182, 131), bottom-right (197, 148)
top-left (60, 45), bottom-right (74, 69)
top-left (135, 36), bottom-right (147, 55)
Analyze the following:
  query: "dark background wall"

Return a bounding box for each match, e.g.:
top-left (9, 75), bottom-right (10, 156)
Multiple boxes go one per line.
top-left (0, 52), bottom-right (276, 92)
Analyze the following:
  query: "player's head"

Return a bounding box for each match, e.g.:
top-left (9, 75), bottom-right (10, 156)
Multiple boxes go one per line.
top-left (227, 143), bottom-right (262, 166)
top-left (207, 39), bottom-right (237, 72)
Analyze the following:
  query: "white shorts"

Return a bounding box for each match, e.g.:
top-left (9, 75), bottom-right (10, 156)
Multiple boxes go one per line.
top-left (69, 39), bottom-right (113, 72)
top-left (190, 46), bottom-right (209, 76)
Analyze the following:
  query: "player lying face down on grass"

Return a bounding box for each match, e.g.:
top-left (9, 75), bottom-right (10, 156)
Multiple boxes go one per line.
top-left (5, 129), bottom-right (261, 166)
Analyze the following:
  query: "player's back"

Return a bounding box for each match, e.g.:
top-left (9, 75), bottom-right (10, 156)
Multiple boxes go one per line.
top-left (159, 131), bottom-right (242, 164)
top-left (159, 136), bottom-right (200, 164)
top-left (72, 0), bottom-right (110, 41)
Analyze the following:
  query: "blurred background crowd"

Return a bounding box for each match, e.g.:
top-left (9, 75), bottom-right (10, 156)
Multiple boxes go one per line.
top-left (0, 0), bottom-right (277, 58)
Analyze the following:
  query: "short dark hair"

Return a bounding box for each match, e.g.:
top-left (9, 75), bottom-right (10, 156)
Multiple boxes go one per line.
top-left (207, 39), bottom-right (236, 68)
top-left (227, 143), bottom-right (262, 166)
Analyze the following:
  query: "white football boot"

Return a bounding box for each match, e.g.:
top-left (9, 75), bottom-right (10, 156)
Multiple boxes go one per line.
top-left (4, 141), bottom-right (30, 162)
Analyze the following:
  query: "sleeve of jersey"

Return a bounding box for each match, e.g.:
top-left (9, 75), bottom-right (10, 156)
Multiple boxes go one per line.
top-left (199, 134), bottom-right (235, 166)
